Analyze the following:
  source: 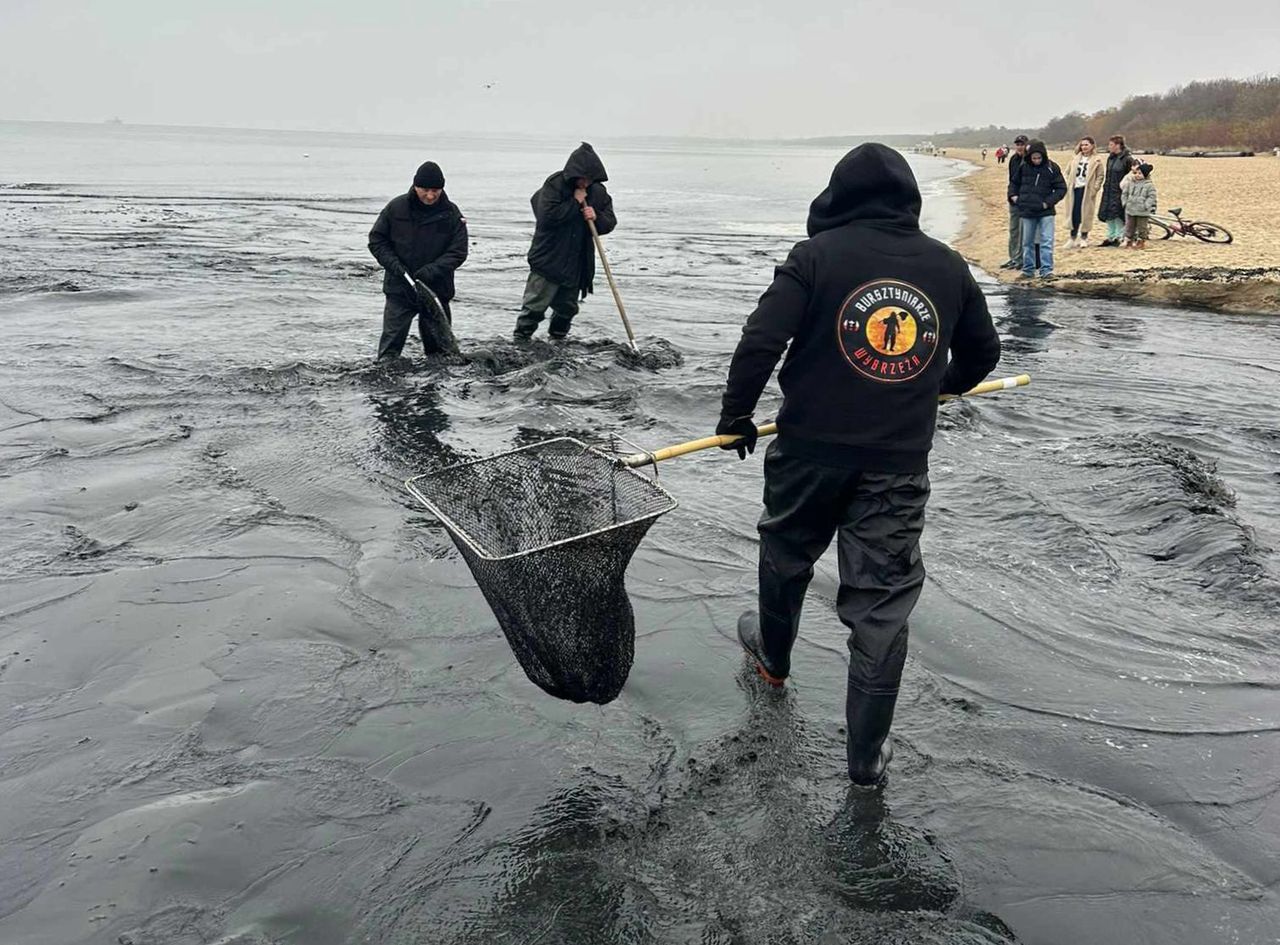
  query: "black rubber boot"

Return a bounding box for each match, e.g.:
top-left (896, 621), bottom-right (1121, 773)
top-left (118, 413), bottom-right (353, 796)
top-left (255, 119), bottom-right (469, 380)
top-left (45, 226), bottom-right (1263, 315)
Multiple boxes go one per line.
top-left (846, 686), bottom-right (898, 786)
top-left (737, 611), bottom-right (787, 686)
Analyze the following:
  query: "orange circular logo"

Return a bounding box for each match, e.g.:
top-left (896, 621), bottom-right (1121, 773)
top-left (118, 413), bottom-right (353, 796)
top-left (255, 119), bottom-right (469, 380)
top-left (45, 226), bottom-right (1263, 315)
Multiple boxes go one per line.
top-left (837, 279), bottom-right (939, 383)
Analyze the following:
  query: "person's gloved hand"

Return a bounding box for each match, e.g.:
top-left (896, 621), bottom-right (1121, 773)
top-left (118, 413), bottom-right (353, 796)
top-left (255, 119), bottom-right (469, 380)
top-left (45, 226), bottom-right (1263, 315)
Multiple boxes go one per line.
top-left (716, 415), bottom-right (758, 460)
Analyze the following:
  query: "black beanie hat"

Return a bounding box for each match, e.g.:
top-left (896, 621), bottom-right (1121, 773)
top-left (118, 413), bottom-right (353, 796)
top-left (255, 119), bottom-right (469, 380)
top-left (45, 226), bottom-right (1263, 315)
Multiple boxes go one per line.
top-left (1139, 162), bottom-right (1154, 178)
top-left (413, 161), bottom-right (445, 189)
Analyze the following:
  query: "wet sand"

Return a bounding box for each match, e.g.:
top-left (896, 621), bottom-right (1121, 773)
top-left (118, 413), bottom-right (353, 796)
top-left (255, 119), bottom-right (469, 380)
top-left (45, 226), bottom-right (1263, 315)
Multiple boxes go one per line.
top-left (950, 147), bottom-right (1280, 314)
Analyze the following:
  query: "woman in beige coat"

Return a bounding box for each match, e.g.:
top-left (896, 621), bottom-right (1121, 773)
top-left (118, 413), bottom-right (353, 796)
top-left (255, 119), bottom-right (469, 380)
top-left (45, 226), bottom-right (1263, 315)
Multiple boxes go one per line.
top-left (1063, 136), bottom-right (1105, 247)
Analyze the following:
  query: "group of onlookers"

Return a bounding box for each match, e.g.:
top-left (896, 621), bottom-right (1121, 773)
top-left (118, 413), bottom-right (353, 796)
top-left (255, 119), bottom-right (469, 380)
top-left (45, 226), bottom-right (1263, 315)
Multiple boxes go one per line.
top-left (1000, 133), bottom-right (1158, 278)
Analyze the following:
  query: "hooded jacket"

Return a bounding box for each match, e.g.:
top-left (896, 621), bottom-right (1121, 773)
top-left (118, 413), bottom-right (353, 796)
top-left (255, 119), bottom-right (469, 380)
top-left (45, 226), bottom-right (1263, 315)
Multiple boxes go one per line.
top-left (527, 143), bottom-right (617, 296)
top-left (1099, 146), bottom-right (1134, 221)
top-left (720, 144), bottom-right (1001, 473)
top-left (368, 189), bottom-right (469, 301)
top-left (1008, 141), bottom-right (1068, 219)
top-left (1123, 175), bottom-right (1157, 217)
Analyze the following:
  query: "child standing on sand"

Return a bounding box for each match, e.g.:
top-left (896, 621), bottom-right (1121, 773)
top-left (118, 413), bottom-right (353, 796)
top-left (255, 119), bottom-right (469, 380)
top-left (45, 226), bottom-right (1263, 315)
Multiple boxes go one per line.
top-left (1123, 163), bottom-right (1158, 249)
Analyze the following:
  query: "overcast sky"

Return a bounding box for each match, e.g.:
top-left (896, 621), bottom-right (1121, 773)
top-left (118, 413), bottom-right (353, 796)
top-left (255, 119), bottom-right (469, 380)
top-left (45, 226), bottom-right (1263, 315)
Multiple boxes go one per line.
top-left (2, 0), bottom-right (1277, 138)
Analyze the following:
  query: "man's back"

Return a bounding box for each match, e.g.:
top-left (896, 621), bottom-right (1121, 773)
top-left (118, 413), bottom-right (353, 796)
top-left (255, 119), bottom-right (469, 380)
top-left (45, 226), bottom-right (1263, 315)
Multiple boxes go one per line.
top-left (723, 144), bottom-right (1000, 474)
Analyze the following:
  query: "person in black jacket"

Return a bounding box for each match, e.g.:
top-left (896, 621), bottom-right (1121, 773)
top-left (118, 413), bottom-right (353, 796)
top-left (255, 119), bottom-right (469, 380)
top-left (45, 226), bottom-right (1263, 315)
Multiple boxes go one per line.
top-left (1008, 139), bottom-right (1067, 278)
top-left (716, 144), bottom-right (1001, 786)
top-left (368, 161), bottom-right (469, 359)
top-left (1097, 134), bottom-right (1134, 247)
top-left (1000, 135), bottom-right (1029, 269)
top-left (513, 143), bottom-right (617, 341)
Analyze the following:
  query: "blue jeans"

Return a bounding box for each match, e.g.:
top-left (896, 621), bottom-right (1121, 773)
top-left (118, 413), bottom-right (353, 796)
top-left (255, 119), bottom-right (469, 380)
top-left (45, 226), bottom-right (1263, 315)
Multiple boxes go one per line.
top-left (1021, 216), bottom-right (1055, 276)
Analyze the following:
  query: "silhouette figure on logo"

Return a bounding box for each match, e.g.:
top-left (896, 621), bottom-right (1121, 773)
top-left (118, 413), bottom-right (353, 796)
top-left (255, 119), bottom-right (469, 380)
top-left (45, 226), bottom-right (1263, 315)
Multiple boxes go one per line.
top-left (880, 310), bottom-right (904, 352)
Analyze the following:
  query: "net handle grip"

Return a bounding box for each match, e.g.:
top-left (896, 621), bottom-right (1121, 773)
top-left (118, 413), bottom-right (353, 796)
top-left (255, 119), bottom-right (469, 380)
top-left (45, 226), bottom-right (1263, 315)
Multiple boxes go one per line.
top-left (618, 374), bottom-right (1030, 468)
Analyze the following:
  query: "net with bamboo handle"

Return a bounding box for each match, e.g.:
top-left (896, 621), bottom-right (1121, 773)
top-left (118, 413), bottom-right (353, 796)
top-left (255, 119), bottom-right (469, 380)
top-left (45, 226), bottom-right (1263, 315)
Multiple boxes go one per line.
top-left (405, 374), bottom-right (1029, 702)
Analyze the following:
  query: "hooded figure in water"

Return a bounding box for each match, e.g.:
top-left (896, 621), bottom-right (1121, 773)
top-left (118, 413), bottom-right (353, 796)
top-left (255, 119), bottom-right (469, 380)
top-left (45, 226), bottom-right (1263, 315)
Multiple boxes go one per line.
top-left (513, 142), bottom-right (617, 341)
top-left (717, 143), bottom-right (1001, 786)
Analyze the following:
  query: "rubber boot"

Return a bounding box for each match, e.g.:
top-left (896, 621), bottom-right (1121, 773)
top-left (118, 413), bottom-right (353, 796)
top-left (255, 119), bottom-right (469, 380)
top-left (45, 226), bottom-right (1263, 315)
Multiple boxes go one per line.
top-left (846, 686), bottom-right (898, 786)
top-left (548, 312), bottom-right (574, 340)
top-left (737, 611), bottom-right (786, 686)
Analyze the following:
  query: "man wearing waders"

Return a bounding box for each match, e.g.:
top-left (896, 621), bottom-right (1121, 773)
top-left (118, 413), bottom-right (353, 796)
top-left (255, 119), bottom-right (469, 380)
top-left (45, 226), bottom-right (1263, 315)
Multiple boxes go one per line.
top-left (513, 143), bottom-right (617, 341)
top-left (717, 144), bottom-right (1001, 786)
top-left (368, 161), bottom-right (469, 359)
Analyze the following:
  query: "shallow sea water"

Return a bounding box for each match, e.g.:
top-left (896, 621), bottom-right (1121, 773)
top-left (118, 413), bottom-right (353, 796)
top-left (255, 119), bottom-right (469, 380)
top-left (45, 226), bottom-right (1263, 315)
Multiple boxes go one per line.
top-left (1, 122), bottom-right (1278, 945)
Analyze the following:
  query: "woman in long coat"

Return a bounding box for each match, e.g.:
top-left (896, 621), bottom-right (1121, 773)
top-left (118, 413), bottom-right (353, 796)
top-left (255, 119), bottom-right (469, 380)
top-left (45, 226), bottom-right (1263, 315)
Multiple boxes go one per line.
top-left (1062, 136), bottom-right (1106, 247)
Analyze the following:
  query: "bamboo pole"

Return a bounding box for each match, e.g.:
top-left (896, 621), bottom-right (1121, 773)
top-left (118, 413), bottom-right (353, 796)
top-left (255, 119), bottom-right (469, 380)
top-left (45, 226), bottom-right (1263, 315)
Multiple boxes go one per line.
top-left (619, 374), bottom-right (1031, 468)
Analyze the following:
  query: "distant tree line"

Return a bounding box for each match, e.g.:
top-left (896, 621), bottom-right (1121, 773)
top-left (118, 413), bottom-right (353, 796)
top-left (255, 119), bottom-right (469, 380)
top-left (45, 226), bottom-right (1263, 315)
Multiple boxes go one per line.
top-left (936, 75), bottom-right (1280, 151)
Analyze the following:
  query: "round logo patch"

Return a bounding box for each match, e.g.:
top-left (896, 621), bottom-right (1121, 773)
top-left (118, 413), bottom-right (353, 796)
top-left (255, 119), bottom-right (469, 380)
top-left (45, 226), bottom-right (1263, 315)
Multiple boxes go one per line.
top-left (837, 279), bottom-right (940, 383)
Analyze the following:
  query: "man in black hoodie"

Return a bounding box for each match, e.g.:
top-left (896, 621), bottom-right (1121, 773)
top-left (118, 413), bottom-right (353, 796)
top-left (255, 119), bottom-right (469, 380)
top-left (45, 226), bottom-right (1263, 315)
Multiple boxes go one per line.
top-left (717, 144), bottom-right (1001, 786)
top-left (514, 143), bottom-right (617, 341)
top-left (368, 161), bottom-right (469, 359)
top-left (1008, 139), bottom-right (1068, 278)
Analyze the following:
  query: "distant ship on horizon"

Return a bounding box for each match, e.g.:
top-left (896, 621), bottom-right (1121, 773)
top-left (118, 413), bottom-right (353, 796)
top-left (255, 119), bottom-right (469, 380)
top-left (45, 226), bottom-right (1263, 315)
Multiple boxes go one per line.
top-left (104, 117), bottom-right (124, 125)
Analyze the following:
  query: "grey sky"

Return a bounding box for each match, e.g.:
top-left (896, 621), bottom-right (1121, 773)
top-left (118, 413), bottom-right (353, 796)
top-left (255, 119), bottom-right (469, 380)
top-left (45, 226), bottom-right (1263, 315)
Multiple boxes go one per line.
top-left (2, 0), bottom-right (1277, 138)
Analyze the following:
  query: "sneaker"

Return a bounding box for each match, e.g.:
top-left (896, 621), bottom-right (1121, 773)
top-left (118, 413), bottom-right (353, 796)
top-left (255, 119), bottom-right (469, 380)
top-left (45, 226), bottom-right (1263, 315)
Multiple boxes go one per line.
top-left (512, 331), bottom-right (533, 343)
top-left (736, 612), bottom-right (786, 686)
top-left (1079, 236), bottom-right (1090, 248)
top-left (1015, 272), bottom-right (1037, 281)
top-left (998, 260), bottom-right (1017, 270)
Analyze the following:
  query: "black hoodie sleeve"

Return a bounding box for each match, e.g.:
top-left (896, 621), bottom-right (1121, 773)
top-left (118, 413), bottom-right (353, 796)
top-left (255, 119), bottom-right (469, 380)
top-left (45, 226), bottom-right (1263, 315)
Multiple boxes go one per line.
top-left (721, 248), bottom-right (812, 420)
top-left (940, 268), bottom-right (1001, 396)
top-left (1047, 162), bottom-right (1068, 209)
top-left (368, 201), bottom-right (406, 278)
top-left (589, 184), bottom-right (616, 236)
top-left (533, 180), bottom-right (583, 228)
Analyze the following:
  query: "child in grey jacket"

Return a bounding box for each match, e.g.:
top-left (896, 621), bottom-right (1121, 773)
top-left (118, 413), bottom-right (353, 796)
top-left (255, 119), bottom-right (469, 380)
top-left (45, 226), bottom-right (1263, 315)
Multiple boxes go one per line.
top-left (1123, 163), bottom-right (1157, 248)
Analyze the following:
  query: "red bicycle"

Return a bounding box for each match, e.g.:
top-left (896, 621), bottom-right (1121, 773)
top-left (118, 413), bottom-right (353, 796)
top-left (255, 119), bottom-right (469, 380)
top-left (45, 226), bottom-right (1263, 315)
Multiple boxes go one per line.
top-left (1148, 207), bottom-right (1233, 244)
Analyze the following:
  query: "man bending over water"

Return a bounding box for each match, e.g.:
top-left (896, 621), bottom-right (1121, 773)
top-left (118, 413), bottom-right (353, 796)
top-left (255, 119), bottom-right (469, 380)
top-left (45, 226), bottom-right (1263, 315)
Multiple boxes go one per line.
top-left (368, 161), bottom-right (469, 359)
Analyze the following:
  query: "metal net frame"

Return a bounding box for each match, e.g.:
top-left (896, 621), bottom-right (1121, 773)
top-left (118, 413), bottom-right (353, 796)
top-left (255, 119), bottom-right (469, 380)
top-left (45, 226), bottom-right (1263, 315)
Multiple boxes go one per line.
top-left (405, 437), bottom-right (677, 704)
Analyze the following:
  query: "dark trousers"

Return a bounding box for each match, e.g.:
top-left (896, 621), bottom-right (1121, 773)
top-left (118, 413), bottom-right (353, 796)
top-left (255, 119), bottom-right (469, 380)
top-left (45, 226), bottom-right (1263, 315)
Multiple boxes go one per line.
top-left (514, 271), bottom-right (580, 339)
top-left (1070, 187), bottom-right (1084, 238)
top-left (377, 293), bottom-right (453, 359)
top-left (756, 441), bottom-right (929, 771)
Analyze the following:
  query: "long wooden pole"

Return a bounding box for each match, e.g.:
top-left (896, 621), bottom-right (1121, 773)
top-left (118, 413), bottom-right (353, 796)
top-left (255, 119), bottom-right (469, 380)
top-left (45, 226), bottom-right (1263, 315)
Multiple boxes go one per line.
top-left (587, 217), bottom-right (638, 352)
top-left (619, 374), bottom-right (1031, 468)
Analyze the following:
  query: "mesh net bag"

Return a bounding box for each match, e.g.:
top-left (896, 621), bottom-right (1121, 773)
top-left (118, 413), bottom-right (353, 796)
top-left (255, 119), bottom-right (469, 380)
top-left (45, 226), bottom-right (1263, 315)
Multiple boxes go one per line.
top-left (405, 438), bottom-right (678, 704)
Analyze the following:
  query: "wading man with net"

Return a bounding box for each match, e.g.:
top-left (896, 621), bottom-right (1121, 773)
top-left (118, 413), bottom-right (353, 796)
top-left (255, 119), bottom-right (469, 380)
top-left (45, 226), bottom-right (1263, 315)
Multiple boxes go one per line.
top-left (513, 143), bottom-right (616, 341)
top-left (717, 143), bottom-right (1001, 786)
top-left (368, 161), bottom-right (468, 359)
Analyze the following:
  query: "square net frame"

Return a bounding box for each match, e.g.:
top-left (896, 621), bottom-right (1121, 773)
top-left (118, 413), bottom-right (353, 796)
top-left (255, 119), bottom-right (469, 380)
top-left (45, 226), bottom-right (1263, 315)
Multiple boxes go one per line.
top-left (405, 437), bottom-right (678, 704)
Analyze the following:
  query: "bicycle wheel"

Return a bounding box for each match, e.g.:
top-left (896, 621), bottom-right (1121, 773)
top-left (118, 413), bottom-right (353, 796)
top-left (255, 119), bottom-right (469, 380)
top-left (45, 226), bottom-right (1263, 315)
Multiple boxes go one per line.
top-left (1189, 221), bottom-right (1233, 244)
top-left (1147, 217), bottom-right (1174, 240)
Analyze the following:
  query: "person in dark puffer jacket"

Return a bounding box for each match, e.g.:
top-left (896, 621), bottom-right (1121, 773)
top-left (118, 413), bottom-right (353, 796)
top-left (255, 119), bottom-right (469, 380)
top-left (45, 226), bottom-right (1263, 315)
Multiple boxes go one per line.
top-left (1008, 139), bottom-right (1067, 278)
top-left (368, 161), bottom-right (469, 359)
top-left (716, 143), bottom-right (1001, 787)
top-left (1098, 134), bottom-right (1134, 246)
top-left (513, 143), bottom-right (617, 341)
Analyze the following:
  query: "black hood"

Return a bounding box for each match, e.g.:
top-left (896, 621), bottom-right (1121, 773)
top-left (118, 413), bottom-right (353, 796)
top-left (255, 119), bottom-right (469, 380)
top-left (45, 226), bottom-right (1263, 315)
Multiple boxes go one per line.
top-left (806, 143), bottom-right (921, 237)
top-left (563, 142), bottom-right (608, 183)
top-left (1025, 139), bottom-right (1049, 163)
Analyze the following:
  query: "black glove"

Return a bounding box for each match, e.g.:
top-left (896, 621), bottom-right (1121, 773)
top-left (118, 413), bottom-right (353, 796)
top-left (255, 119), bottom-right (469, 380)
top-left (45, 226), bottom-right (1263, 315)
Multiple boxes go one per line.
top-left (716, 415), bottom-right (758, 460)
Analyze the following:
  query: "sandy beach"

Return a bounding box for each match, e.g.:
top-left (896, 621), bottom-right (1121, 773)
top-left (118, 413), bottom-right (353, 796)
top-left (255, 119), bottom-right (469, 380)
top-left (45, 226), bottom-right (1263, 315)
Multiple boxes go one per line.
top-left (950, 147), bottom-right (1280, 314)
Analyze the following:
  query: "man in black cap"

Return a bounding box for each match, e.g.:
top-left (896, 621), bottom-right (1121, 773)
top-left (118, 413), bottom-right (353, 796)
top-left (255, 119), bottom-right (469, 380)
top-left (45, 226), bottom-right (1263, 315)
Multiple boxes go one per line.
top-left (717, 143), bottom-right (1001, 786)
top-left (513, 142), bottom-right (616, 341)
top-left (1001, 135), bottom-right (1029, 269)
top-left (368, 161), bottom-right (469, 359)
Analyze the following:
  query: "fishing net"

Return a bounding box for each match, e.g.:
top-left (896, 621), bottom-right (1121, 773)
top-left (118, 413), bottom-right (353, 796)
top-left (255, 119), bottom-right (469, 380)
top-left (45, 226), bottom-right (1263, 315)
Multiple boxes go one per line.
top-left (411, 278), bottom-right (459, 355)
top-left (405, 438), bottom-right (677, 704)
